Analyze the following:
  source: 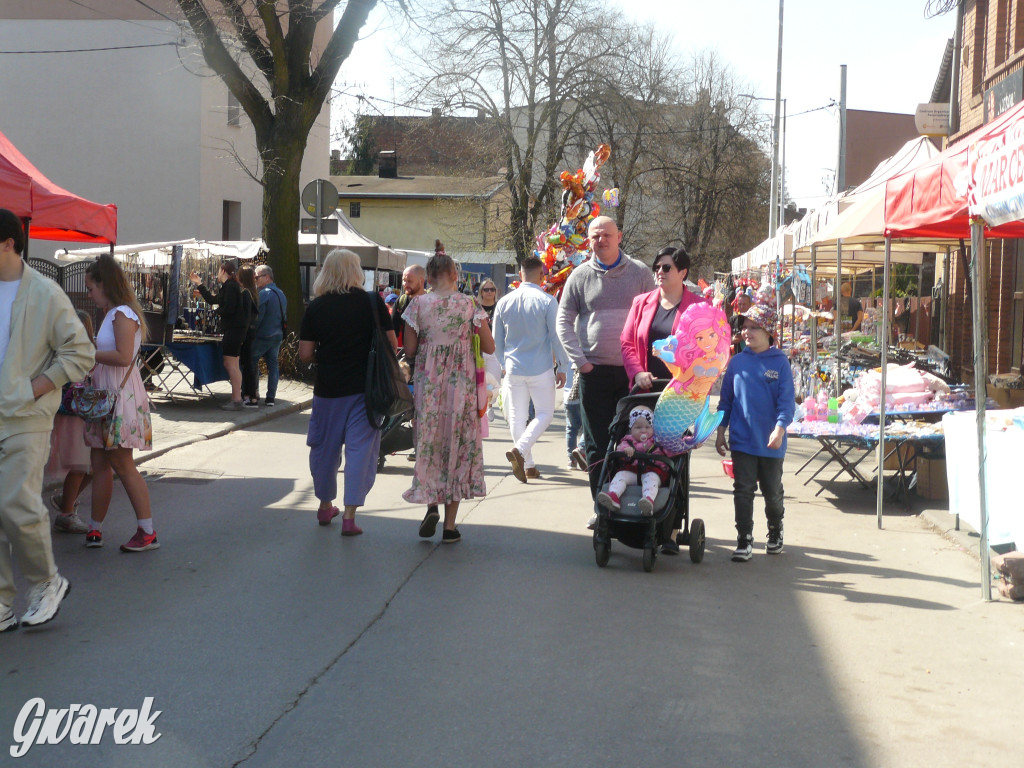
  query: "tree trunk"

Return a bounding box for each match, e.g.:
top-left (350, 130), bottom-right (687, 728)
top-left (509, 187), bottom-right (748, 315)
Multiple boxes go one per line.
top-left (260, 125), bottom-right (308, 333)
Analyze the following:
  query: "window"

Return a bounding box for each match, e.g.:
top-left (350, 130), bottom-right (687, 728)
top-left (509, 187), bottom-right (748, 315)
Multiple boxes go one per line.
top-left (996, 0), bottom-right (1009, 65)
top-left (349, 202), bottom-right (361, 218)
top-left (974, 0), bottom-right (989, 94)
top-left (222, 200), bottom-right (241, 240)
top-left (227, 91), bottom-right (240, 127)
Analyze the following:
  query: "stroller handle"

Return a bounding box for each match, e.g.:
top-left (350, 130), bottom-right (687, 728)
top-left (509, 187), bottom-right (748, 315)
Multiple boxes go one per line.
top-left (629, 378), bottom-right (672, 396)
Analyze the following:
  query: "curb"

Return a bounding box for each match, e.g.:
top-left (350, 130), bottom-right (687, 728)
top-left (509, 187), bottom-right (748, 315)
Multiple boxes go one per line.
top-left (136, 397), bottom-right (313, 466)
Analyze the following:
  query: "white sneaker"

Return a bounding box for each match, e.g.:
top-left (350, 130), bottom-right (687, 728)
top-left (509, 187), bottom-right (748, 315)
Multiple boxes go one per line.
top-left (1, 604), bottom-right (17, 633)
top-left (20, 574), bottom-right (71, 627)
top-left (731, 535), bottom-right (753, 563)
top-left (48, 493), bottom-right (79, 514)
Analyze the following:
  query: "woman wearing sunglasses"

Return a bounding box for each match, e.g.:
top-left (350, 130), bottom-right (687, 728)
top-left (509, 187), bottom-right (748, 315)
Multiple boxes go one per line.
top-left (619, 245), bottom-right (707, 553)
top-left (476, 278), bottom-right (499, 324)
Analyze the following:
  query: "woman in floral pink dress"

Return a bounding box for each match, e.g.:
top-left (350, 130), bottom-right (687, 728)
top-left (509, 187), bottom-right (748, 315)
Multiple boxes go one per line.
top-left (402, 246), bottom-right (494, 543)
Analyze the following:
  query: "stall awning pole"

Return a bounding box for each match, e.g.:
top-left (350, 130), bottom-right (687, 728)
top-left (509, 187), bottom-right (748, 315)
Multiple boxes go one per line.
top-left (810, 245), bottom-right (818, 372)
top-left (835, 238), bottom-right (842, 397)
top-left (876, 236), bottom-right (891, 529)
top-left (969, 219), bottom-right (992, 601)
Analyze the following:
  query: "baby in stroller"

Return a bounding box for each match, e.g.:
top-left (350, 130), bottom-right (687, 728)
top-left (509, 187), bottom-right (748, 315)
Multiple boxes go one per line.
top-left (597, 406), bottom-right (667, 516)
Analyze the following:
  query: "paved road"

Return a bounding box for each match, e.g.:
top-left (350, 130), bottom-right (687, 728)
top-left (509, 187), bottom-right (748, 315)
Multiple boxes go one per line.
top-left (3, 405), bottom-right (1023, 767)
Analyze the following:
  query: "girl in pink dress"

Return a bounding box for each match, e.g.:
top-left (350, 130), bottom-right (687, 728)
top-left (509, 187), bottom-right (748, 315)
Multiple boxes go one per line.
top-left (402, 245), bottom-right (495, 543)
top-left (83, 255), bottom-right (157, 553)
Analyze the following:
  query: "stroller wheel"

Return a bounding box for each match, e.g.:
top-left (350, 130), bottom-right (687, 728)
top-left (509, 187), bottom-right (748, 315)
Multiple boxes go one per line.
top-left (642, 546), bottom-right (656, 573)
top-left (688, 518), bottom-right (706, 564)
top-left (594, 538), bottom-right (610, 568)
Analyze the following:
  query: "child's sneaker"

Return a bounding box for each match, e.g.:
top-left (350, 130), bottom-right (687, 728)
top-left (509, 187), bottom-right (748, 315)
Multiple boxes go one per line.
top-left (596, 491), bottom-right (621, 512)
top-left (120, 528), bottom-right (159, 552)
top-left (48, 493), bottom-right (78, 515)
top-left (638, 496), bottom-right (654, 517)
top-left (85, 529), bottom-right (103, 548)
top-left (731, 535), bottom-right (753, 562)
top-left (766, 524), bottom-right (784, 554)
top-left (54, 513), bottom-right (89, 534)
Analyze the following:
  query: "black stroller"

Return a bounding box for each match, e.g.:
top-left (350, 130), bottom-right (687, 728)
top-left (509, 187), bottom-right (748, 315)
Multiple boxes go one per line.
top-left (592, 381), bottom-right (706, 572)
top-left (377, 404), bottom-right (414, 471)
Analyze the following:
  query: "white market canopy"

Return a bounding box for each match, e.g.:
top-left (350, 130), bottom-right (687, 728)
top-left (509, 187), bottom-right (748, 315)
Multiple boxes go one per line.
top-left (56, 238), bottom-right (266, 266)
top-left (299, 209), bottom-right (406, 272)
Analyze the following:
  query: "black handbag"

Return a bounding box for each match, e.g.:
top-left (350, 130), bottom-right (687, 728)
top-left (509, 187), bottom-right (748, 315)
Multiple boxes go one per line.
top-left (364, 291), bottom-right (413, 428)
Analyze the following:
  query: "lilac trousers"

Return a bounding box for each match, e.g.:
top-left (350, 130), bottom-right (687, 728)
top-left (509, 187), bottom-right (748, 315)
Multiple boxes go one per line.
top-left (307, 394), bottom-right (382, 507)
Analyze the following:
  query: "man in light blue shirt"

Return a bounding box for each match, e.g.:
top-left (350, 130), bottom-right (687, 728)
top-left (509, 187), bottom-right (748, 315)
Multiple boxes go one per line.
top-left (493, 256), bottom-right (568, 482)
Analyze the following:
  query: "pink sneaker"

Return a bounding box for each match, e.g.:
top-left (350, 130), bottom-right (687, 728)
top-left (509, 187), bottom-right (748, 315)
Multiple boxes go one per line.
top-left (120, 528), bottom-right (159, 552)
top-left (638, 496), bottom-right (654, 517)
top-left (317, 506), bottom-right (340, 526)
top-left (341, 517), bottom-right (363, 537)
top-left (597, 491), bottom-right (621, 511)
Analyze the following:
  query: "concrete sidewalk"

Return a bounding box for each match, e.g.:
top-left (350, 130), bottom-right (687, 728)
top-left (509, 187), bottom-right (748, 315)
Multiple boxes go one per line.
top-left (109, 376), bottom-right (994, 576)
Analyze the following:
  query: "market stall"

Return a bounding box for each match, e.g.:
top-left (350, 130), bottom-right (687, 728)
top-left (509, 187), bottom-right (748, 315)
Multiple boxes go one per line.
top-left (58, 239), bottom-right (265, 396)
top-left (884, 97), bottom-right (1024, 597)
top-left (1, 127), bottom-right (117, 248)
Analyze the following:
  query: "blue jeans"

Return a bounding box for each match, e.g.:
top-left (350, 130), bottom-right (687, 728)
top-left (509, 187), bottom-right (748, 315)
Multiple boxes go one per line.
top-left (565, 401), bottom-right (584, 456)
top-left (249, 335), bottom-right (282, 400)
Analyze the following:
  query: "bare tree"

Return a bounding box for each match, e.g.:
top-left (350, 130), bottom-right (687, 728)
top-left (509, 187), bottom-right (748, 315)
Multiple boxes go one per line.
top-left (654, 52), bottom-right (771, 275)
top-left (173, 0), bottom-right (392, 325)
top-left (407, 0), bottom-right (621, 262)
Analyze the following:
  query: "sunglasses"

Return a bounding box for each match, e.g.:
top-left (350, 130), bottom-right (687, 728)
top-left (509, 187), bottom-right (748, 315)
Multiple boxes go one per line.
top-left (481, 287), bottom-right (496, 292)
top-left (653, 264), bottom-right (674, 274)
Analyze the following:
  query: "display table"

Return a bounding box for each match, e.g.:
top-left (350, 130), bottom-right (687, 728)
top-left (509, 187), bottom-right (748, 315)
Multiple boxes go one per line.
top-left (789, 422), bottom-right (945, 502)
top-left (140, 336), bottom-right (227, 396)
top-left (941, 411), bottom-right (1024, 549)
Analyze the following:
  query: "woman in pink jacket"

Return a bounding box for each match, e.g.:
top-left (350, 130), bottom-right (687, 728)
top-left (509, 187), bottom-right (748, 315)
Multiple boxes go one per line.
top-left (620, 246), bottom-right (707, 392)
top-left (619, 245), bottom-right (707, 554)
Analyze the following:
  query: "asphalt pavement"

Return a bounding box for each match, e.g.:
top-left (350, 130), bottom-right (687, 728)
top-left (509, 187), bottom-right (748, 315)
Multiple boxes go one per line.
top-left (4, 385), bottom-right (1024, 767)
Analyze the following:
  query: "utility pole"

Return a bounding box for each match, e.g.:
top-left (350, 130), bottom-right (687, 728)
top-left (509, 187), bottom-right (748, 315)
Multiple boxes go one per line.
top-left (769, 0), bottom-right (784, 238)
top-left (836, 64), bottom-right (847, 196)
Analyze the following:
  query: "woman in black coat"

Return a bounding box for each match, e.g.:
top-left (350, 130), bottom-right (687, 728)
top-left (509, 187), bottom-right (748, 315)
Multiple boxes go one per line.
top-left (189, 261), bottom-right (252, 410)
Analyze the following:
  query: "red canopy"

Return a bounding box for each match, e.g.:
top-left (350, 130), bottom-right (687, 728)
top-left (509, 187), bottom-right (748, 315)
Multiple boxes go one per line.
top-left (885, 99), bottom-right (1024, 240)
top-left (0, 129), bottom-right (117, 244)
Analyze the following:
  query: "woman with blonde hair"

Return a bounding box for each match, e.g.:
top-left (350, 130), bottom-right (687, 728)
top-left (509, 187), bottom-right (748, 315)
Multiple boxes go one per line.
top-left (299, 249), bottom-right (396, 536)
top-left (403, 242), bottom-right (495, 543)
top-left (83, 254), bottom-right (157, 552)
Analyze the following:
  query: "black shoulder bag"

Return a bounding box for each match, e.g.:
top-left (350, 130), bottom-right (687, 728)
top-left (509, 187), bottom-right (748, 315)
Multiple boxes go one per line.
top-left (364, 290), bottom-right (413, 428)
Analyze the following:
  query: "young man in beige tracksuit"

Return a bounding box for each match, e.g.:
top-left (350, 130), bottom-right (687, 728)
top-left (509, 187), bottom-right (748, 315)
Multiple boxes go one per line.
top-left (0, 208), bottom-right (95, 633)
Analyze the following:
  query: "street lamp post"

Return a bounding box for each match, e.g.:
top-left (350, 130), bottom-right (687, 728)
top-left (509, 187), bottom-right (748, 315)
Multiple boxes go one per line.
top-left (741, 94), bottom-right (787, 235)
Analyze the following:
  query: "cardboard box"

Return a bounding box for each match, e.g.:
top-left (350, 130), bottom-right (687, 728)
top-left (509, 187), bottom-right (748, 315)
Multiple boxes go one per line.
top-left (987, 383), bottom-right (1024, 409)
top-left (915, 456), bottom-right (948, 500)
top-left (882, 441), bottom-right (915, 471)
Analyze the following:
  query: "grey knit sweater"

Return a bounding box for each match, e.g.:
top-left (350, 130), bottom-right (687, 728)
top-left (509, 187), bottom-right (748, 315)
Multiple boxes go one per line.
top-left (556, 253), bottom-right (655, 368)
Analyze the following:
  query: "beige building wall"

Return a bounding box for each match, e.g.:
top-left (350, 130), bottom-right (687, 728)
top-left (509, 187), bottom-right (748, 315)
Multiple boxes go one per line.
top-left (339, 188), bottom-right (512, 253)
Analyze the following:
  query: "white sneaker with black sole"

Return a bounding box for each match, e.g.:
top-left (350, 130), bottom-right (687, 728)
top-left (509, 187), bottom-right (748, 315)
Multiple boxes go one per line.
top-left (20, 574), bottom-right (71, 627)
top-left (766, 525), bottom-right (784, 555)
top-left (731, 535), bottom-right (753, 562)
top-left (1, 604), bottom-right (17, 633)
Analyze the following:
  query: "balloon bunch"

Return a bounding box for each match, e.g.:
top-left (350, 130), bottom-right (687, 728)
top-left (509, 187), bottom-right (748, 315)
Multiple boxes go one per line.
top-left (534, 143), bottom-right (612, 297)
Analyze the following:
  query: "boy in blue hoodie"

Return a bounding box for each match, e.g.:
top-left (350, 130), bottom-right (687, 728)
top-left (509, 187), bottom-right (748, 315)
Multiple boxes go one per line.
top-left (715, 303), bottom-right (795, 562)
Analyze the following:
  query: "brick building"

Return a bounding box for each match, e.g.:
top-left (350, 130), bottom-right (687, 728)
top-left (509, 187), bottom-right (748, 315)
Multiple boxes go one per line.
top-left (934, 1), bottom-right (1024, 380)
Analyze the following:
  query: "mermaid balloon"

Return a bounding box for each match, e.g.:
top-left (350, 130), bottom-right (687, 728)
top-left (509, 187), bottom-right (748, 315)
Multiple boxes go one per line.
top-left (651, 303), bottom-right (731, 455)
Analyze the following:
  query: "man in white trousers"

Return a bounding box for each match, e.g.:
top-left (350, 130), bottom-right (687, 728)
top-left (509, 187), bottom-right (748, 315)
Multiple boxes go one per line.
top-left (492, 256), bottom-right (568, 482)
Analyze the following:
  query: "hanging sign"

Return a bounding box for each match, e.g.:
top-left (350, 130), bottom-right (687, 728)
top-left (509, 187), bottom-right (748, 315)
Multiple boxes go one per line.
top-left (914, 103), bottom-right (949, 136)
top-left (967, 120), bottom-right (1024, 226)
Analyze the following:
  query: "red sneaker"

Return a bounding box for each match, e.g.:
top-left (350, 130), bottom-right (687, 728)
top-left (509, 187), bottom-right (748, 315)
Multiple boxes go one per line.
top-left (596, 491), bottom-right (621, 512)
top-left (120, 528), bottom-right (160, 552)
top-left (85, 529), bottom-right (103, 548)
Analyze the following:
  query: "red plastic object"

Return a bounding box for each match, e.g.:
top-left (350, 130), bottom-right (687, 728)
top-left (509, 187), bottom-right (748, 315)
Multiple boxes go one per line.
top-left (722, 459), bottom-right (734, 478)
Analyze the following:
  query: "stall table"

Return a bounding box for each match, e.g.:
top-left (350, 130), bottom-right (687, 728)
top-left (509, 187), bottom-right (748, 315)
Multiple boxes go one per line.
top-left (140, 334), bottom-right (227, 398)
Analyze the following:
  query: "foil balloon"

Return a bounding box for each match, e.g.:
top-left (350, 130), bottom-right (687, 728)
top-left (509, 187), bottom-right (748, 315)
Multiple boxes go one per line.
top-left (651, 303), bottom-right (731, 455)
top-left (602, 188), bottom-right (620, 207)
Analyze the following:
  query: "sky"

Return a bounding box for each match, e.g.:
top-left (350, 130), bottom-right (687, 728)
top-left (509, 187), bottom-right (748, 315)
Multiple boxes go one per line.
top-left (334, 0), bottom-right (957, 214)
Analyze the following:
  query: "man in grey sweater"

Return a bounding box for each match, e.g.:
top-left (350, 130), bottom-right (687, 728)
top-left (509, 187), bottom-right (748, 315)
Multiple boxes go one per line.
top-left (557, 216), bottom-right (654, 498)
